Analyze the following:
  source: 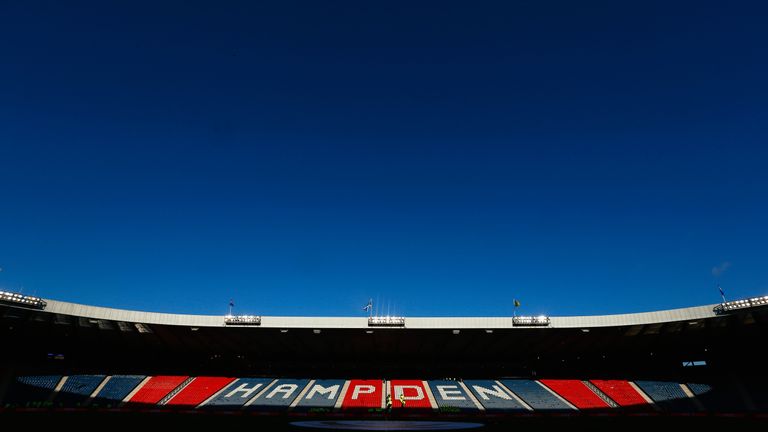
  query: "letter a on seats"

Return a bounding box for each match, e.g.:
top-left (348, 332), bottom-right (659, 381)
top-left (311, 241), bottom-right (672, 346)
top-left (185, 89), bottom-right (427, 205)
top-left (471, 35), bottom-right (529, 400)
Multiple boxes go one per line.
top-left (267, 384), bottom-right (299, 399)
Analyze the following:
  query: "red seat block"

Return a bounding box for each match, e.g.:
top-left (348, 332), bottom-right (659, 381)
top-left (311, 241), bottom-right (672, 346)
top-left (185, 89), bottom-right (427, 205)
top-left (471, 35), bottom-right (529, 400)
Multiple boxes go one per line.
top-left (539, 379), bottom-right (609, 409)
top-left (165, 377), bottom-right (235, 406)
top-left (128, 376), bottom-right (188, 405)
top-left (341, 380), bottom-right (383, 409)
top-left (389, 380), bottom-right (433, 409)
top-left (590, 380), bottom-right (650, 408)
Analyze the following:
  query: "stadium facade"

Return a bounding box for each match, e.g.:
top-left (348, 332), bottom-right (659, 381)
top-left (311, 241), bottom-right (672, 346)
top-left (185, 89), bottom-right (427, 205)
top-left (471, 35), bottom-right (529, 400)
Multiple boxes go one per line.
top-left (1, 293), bottom-right (767, 429)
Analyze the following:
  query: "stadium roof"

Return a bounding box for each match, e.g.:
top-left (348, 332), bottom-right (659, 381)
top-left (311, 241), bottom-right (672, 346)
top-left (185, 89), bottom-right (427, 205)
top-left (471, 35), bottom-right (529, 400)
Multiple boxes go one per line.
top-left (3, 295), bottom-right (766, 378)
top-left (30, 298), bottom-right (721, 329)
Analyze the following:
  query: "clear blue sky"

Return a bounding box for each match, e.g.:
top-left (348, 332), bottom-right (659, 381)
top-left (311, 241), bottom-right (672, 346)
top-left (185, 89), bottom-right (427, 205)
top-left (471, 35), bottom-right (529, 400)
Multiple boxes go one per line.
top-left (1, 1), bottom-right (767, 317)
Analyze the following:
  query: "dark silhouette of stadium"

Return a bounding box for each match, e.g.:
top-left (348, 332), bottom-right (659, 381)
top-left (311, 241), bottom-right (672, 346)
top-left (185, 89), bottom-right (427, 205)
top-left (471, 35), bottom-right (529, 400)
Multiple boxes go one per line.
top-left (2, 292), bottom-right (767, 430)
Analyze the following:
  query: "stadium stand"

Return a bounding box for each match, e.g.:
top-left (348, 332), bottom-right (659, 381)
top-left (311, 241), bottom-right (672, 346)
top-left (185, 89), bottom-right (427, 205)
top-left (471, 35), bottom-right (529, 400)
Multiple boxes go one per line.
top-left (55, 375), bottom-right (106, 407)
top-left (6, 374), bottom-right (768, 417)
top-left (201, 378), bottom-right (274, 409)
top-left (634, 381), bottom-right (698, 413)
top-left (582, 380), bottom-right (618, 407)
top-left (165, 377), bottom-right (235, 407)
top-left (463, 380), bottom-right (528, 412)
top-left (4, 295), bottom-right (768, 428)
top-left (341, 380), bottom-right (383, 410)
top-left (292, 379), bottom-right (347, 412)
top-left (245, 378), bottom-right (310, 411)
top-left (538, 380), bottom-right (610, 409)
top-left (126, 376), bottom-right (188, 405)
top-left (89, 375), bottom-right (145, 408)
top-left (427, 380), bottom-right (479, 412)
top-left (686, 382), bottom-right (748, 413)
top-left (388, 380), bottom-right (434, 409)
top-left (158, 377), bottom-right (194, 405)
top-left (589, 380), bottom-right (652, 410)
top-left (500, 379), bottom-right (573, 411)
top-left (4, 375), bottom-right (61, 408)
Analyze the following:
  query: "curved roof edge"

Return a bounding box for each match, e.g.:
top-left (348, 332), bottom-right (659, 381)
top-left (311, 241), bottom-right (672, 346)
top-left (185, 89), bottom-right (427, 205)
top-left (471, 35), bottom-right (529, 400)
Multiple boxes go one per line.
top-left (31, 298), bottom-right (721, 329)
